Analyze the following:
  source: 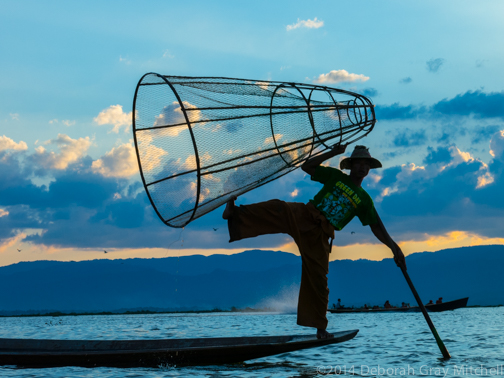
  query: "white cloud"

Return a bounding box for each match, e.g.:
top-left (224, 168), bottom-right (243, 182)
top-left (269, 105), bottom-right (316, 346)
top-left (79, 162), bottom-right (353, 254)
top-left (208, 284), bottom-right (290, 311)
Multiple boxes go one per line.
top-left (284, 143), bottom-right (312, 165)
top-left (0, 135), bottom-right (28, 152)
top-left (153, 101), bottom-right (203, 134)
top-left (9, 113), bottom-right (19, 121)
top-left (92, 143), bottom-right (139, 178)
top-left (0, 208), bottom-right (9, 217)
top-left (190, 181), bottom-right (211, 203)
top-left (62, 120), bottom-right (76, 127)
top-left (136, 131), bottom-right (169, 172)
top-left (94, 105), bottom-right (132, 133)
top-left (211, 124), bottom-right (222, 133)
top-left (314, 70), bottom-right (370, 84)
top-left (119, 55), bottom-right (131, 64)
top-left (182, 152), bottom-right (212, 170)
top-left (489, 130), bottom-right (504, 158)
top-left (439, 146), bottom-right (474, 171)
top-left (264, 134), bottom-right (283, 145)
top-left (286, 18), bottom-right (324, 31)
top-left (476, 172), bottom-right (494, 188)
top-left (163, 50), bottom-right (174, 58)
top-left (48, 119), bottom-right (75, 126)
top-left (439, 147), bottom-right (494, 191)
top-left (223, 148), bottom-right (242, 155)
top-left (255, 81), bottom-right (271, 91)
top-left (375, 163), bottom-right (426, 202)
top-left (290, 189), bottom-right (299, 197)
top-left (376, 145), bottom-right (494, 202)
top-left (368, 173), bottom-right (382, 184)
top-left (35, 134), bottom-right (92, 170)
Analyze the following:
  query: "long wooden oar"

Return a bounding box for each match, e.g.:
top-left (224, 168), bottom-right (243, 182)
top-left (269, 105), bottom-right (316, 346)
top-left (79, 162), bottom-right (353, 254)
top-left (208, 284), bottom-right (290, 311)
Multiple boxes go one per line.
top-left (376, 215), bottom-right (451, 359)
top-left (399, 265), bottom-right (451, 359)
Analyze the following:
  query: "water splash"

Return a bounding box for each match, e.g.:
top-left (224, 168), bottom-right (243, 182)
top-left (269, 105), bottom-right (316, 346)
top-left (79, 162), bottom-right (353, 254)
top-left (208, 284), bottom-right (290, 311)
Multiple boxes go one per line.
top-left (256, 284), bottom-right (300, 313)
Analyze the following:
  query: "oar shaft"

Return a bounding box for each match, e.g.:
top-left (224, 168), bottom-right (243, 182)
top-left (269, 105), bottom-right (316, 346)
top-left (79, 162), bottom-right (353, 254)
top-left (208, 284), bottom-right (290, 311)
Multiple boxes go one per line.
top-left (400, 266), bottom-right (451, 359)
top-left (375, 214), bottom-right (451, 359)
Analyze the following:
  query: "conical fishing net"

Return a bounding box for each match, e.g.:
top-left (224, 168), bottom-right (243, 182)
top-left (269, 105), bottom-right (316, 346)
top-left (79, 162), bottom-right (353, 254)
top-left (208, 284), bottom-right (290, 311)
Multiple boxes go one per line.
top-left (132, 74), bottom-right (376, 228)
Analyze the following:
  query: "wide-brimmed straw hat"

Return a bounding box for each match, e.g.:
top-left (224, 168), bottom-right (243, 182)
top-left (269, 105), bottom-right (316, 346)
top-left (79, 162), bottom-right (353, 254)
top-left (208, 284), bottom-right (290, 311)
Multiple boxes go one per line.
top-left (340, 145), bottom-right (382, 170)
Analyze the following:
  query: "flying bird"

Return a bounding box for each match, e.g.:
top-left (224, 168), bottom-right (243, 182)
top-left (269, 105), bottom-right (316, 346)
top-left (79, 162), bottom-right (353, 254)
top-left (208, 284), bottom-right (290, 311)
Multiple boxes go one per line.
top-left (350, 231), bottom-right (355, 235)
top-left (104, 250), bottom-right (108, 254)
top-left (213, 228), bottom-right (219, 231)
top-left (17, 249), bottom-right (22, 252)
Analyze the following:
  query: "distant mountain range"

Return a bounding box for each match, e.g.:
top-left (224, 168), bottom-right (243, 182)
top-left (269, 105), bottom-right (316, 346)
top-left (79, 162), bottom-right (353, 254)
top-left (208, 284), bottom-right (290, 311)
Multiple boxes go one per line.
top-left (1, 245), bottom-right (503, 315)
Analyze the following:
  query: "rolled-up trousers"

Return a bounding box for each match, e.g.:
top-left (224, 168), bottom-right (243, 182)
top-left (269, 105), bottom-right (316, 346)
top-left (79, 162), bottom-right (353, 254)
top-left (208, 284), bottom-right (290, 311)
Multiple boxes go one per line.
top-left (227, 199), bottom-right (335, 330)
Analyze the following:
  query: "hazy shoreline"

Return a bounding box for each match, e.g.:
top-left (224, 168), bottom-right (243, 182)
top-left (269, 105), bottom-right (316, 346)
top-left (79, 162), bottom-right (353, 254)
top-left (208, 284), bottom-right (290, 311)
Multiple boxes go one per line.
top-left (0, 304), bottom-right (501, 319)
top-left (0, 306), bottom-right (276, 318)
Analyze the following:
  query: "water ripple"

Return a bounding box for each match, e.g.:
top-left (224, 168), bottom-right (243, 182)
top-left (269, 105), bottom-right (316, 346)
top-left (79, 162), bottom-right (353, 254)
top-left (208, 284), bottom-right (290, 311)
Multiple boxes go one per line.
top-left (1, 308), bottom-right (504, 377)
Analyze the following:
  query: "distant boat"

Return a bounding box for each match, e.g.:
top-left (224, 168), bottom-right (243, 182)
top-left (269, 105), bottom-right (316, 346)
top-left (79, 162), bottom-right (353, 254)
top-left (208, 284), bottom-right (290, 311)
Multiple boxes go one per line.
top-left (328, 297), bottom-right (469, 314)
top-left (0, 329), bottom-right (358, 368)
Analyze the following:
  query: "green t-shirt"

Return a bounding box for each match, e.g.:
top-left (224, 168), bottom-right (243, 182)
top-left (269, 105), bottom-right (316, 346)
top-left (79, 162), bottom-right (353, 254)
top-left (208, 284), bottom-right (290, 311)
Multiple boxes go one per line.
top-left (309, 166), bottom-right (378, 231)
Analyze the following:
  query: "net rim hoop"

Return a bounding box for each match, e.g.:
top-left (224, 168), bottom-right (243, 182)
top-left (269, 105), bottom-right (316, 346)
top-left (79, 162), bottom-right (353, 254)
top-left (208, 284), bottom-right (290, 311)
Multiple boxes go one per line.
top-left (133, 73), bottom-right (167, 228)
top-left (132, 72), bottom-right (201, 228)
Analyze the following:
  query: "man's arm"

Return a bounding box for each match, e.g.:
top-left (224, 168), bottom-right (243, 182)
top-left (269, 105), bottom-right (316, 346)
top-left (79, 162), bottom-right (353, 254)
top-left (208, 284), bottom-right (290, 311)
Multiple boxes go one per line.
top-left (301, 143), bottom-right (348, 176)
top-left (369, 211), bottom-right (407, 270)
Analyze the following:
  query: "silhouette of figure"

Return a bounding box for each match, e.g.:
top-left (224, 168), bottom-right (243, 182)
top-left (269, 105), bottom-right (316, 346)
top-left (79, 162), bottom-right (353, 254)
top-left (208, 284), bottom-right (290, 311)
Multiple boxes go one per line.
top-left (223, 145), bottom-right (406, 339)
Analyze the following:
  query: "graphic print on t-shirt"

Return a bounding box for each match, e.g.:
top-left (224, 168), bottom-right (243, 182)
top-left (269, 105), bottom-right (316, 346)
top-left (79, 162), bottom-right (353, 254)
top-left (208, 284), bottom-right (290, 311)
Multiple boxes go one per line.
top-left (316, 180), bottom-right (361, 229)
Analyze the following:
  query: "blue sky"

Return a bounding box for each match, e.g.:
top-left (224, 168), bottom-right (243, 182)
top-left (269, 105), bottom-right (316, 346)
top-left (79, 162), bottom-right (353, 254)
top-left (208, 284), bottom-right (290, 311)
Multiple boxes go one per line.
top-left (1, 0), bottom-right (504, 266)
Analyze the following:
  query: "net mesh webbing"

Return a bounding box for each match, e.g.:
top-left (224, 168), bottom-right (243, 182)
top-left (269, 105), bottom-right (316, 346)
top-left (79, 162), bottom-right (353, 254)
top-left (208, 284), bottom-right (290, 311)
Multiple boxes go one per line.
top-left (132, 74), bottom-right (376, 228)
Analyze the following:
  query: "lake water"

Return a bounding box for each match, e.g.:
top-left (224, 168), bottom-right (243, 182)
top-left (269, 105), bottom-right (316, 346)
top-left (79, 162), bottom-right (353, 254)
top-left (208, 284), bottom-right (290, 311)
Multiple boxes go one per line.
top-left (0, 307), bottom-right (503, 377)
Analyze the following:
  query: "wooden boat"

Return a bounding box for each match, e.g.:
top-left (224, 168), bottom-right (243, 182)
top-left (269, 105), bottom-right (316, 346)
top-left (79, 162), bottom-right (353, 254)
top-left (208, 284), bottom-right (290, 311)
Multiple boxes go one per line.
top-left (328, 297), bottom-right (469, 314)
top-left (0, 329), bottom-right (358, 368)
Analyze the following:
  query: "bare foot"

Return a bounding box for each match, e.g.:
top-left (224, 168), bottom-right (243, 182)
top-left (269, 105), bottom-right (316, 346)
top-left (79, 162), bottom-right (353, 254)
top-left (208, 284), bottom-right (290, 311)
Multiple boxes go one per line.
top-left (222, 196), bottom-right (237, 219)
top-left (317, 329), bottom-right (334, 339)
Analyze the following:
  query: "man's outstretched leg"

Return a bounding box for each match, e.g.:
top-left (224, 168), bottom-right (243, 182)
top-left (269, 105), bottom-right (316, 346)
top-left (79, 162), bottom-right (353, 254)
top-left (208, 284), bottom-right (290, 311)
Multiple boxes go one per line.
top-left (223, 198), bottom-right (303, 242)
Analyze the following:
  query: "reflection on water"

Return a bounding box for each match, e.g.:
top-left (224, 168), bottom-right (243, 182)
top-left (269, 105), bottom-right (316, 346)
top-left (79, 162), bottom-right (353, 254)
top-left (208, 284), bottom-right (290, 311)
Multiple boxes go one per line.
top-left (1, 308), bottom-right (504, 377)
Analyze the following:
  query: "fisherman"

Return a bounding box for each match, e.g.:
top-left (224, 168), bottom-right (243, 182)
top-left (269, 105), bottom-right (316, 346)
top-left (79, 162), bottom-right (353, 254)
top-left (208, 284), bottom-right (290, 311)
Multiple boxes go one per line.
top-left (436, 297), bottom-right (443, 304)
top-left (427, 300), bottom-right (434, 305)
top-left (384, 300), bottom-right (393, 309)
top-left (222, 144), bottom-right (406, 339)
top-left (335, 298), bottom-right (344, 309)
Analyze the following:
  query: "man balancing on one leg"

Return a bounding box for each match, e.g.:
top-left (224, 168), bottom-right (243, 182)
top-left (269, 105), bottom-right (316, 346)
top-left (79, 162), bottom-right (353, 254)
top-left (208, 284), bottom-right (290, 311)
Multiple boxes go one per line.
top-left (222, 144), bottom-right (406, 339)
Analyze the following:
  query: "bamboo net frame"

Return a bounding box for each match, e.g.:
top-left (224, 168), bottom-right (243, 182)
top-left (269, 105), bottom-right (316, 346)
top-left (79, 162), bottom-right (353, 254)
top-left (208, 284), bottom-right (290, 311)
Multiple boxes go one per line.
top-left (132, 74), bottom-right (376, 228)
